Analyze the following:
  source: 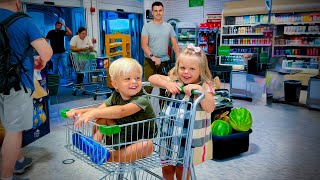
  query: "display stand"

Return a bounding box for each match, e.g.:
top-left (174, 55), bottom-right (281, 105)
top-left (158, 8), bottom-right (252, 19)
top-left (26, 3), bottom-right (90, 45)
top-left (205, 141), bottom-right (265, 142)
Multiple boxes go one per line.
top-left (229, 71), bottom-right (253, 101)
top-left (105, 33), bottom-right (131, 88)
top-left (307, 75), bottom-right (320, 110)
top-left (105, 32), bottom-right (131, 58)
top-left (22, 68), bottom-right (50, 147)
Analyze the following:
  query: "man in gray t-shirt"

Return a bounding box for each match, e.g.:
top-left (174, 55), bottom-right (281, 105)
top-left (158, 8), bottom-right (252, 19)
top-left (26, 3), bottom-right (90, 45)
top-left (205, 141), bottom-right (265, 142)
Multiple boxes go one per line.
top-left (141, 1), bottom-right (179, 93)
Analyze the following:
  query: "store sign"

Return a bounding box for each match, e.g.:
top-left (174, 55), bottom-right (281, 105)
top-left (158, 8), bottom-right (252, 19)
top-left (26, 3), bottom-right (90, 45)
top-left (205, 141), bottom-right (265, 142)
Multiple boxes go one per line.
top-left (207, 14), bottom-right (221, 23)
top-left (206, 14), bottom-right (221, 28)
top-left (218, 46), bottom-right (230, 56)
top-left (189, 0), bottom-right (204, 7)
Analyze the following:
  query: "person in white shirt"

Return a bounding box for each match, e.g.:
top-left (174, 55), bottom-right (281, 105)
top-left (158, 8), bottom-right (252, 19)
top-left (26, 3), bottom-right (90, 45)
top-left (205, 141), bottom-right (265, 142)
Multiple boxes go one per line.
top-left (70, 27), bottom-right (95, 84)
top-left (70, 27), bottom-right (94, 52)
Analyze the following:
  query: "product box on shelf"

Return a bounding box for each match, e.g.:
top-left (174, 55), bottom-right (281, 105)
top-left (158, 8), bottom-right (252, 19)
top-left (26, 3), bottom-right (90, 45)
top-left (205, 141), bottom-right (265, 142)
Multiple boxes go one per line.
top-left (212, 129), bottom-right (252, 159)
top-left (22, 97), bottom-right (50, 147)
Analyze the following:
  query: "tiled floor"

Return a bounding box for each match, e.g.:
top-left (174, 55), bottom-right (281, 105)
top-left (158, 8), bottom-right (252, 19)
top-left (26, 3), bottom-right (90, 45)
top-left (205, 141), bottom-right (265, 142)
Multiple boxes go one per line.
top-left (2, 85), bottom-right (320, 180)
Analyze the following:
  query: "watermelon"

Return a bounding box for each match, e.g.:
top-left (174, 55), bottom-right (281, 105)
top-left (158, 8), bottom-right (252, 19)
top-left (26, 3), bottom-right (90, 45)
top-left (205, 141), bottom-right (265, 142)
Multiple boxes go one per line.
top-left (229, 107), bottom-right (252, 132)
top-left (211, 120), bottom-right (233, 136)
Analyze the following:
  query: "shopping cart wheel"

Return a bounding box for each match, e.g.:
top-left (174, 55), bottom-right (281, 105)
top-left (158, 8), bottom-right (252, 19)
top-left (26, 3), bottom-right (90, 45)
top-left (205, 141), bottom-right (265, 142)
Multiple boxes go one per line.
top-left (72, 90), bottom-right (77, 96)
top-left (93, 94), bottom-right (97, 100)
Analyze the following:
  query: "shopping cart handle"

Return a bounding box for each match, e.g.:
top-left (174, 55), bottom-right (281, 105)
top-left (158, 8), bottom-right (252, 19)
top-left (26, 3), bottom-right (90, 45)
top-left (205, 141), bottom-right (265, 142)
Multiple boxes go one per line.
top-left (180, 86), bottom-right (202, 95)
top-left (99, 125), bottom-right (121, 136)
top-left (142, 82), bottom-right (152, 87)
top-left (60, 108), bottom-right (72, 118)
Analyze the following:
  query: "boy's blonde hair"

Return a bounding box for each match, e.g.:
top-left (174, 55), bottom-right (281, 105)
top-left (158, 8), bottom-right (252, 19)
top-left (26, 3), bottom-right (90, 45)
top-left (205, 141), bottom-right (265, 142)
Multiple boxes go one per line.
top-left (172, 45), bottom-right (212, 83)
top-left (109, 58), bottom-right (142, 81)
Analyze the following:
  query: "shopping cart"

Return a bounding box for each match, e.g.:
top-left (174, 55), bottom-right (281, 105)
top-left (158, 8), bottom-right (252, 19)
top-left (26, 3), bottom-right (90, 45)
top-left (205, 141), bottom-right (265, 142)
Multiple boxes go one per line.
top-left (69, 52), bottom-right (112, 100)
top-left (61, 86), bottom-right (205, 180)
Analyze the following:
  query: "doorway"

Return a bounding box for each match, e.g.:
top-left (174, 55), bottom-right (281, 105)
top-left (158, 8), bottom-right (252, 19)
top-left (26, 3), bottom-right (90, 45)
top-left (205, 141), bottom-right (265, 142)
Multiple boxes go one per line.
top-left (99, 11), bottom-right (144, 64)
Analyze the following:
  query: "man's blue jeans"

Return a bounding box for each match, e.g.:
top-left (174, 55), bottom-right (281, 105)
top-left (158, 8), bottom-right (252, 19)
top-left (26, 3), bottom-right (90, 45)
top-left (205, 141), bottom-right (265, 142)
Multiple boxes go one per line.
top-left (51, 53), bottom-right (70, 80)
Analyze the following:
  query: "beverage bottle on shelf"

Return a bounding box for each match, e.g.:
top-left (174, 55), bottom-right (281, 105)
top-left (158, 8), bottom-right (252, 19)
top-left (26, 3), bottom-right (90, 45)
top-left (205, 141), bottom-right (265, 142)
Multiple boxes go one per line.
top-left (307, 48), bottom-right (311, 56)
top-left (313, 48), bottom-right (317, 56)
top-left (234, 27), bottom-right (238, 34)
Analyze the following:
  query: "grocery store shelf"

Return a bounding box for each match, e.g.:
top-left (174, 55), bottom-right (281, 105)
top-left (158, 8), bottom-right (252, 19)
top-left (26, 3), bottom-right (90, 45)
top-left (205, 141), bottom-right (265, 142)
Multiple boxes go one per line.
top-left (178, 37), bottom-right (196, 41)
top-left (230, 53), bottom-right (255, 55)
top-left (274, 44), bottom-right (320, 47)
top-left (222, 33), bottom-right (264, 36)
top-left (284, 32), bottom-right (320, 35)
top-left (275, 22), bottom-right (320, 25)
top-left (286, 55), bottom-right (320, 58)
top-left (223, 24), bottom-right (262, 27)
top-left (109, 42), bottom-right (122, 48)
top-left (109, 51), bottom-right (123, 57)
top-left (221, 44), bottom-right (271, 46)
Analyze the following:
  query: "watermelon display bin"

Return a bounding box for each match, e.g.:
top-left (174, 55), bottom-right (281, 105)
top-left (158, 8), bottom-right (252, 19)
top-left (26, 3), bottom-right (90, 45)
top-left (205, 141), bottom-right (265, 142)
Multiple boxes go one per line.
top-left (212, 129), bottom-right (252, 159)
top-left (212, 89), bottom-right (253, 159)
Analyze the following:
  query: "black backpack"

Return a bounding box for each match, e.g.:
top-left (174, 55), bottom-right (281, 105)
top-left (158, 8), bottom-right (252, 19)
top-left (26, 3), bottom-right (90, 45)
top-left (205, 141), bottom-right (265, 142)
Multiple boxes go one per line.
top-left (0, 12), bottom-right (32, 95)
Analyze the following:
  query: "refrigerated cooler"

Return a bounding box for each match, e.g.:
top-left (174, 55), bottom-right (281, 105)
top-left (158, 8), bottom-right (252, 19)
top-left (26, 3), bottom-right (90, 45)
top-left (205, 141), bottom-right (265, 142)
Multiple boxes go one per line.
top-left (176, 22), bottom-right (197, 49)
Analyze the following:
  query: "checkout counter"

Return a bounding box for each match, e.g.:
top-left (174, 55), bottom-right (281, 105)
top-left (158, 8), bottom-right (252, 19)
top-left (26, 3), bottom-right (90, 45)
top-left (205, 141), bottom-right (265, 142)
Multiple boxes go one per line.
top-left (266, 68), bottom-right (319, 108)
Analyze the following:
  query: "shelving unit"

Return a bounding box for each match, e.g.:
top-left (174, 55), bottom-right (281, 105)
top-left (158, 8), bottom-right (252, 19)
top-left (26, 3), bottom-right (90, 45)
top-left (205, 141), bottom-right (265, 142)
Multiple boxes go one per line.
top-left (220, 0), bottom-right (320, 105)
top-left (105, 32), bottom-right (131, 58)
top-left (219, 14), bottom-right (272, 70)
top-left (272, 13), bottom-right (320, 75)
top-left (176, 22), bottom-right (197, 49)
top-left (105, 32), bottom-right (131, 88)
top-left (198, 23), bottom-right (220, 69)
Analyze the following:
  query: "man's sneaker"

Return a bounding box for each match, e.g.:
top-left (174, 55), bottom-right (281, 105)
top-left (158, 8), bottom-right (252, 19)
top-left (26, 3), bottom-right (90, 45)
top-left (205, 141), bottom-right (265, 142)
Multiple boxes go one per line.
top-left (14, 157), bottom-right (33, 174)
top-left (12, 176), bottom-right (30, 180)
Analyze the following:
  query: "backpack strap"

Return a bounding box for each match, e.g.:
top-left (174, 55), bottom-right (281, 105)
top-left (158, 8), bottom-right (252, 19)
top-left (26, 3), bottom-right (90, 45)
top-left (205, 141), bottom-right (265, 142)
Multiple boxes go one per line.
top-left (1, 12), bottom-right (32, 94)
top-left (0, 12), bottom-right (30, 28)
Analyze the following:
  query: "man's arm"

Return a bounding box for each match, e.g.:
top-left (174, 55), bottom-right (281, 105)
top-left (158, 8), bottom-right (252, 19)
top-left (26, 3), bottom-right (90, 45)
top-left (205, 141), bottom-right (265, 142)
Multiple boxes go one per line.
top-left (45, 31), bottom-right (51, 42)
top-left (141, 35), bottom-right (161, 65)
top-left (70, 45), bottom-right (85, 52)
top-left (61, 22), bottom-right (72, 36)
top-left (170, 37), bottom-right (180, 58)
top-left (141, 35), bottom-right (152, 57)
top-left (31, 38), bottom-right (53, 70)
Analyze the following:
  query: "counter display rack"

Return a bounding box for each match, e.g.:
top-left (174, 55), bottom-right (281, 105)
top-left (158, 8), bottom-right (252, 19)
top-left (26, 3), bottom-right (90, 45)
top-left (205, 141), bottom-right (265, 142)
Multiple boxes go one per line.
top-left (272, 13), bottom-right (320, 74)
top-left (176, 22), bottom-right (197, 49)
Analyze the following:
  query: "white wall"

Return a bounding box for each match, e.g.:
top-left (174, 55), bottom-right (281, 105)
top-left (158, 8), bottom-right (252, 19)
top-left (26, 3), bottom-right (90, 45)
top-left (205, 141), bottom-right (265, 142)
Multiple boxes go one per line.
top-left (21, 0), bottom-right (82, 7)
top-left (144, 0), bottom-right (238, 25)
top-left (83, 0), bottom-right (98, 53)
top-left (97, 0), bottom-right (144, 13)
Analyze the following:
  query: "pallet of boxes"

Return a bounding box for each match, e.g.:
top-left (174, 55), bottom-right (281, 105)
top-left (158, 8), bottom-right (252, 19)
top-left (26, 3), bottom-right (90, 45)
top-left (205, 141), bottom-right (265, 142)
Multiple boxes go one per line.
top-left (211, 89), bottom-right (253, 159)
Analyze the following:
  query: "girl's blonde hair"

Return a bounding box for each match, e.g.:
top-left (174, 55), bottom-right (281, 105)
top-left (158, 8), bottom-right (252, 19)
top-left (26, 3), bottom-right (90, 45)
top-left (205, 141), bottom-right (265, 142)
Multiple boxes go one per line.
top-left (109, 58), bottom-right (142, 81)
top-left (172, 45), bottom-right (212, 83)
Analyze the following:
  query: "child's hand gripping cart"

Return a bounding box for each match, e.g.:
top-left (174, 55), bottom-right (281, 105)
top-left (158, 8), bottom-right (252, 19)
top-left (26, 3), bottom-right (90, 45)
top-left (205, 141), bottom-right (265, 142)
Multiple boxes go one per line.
top-left (60, 86), bottom-right (206, 180)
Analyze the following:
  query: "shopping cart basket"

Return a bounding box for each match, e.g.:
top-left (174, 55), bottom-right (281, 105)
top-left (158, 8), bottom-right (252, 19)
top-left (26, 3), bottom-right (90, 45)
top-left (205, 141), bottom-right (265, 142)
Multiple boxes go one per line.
top-left (61, 87), bottom-right (205, 180)
top-left (69, 52), bottom-right (112, 100)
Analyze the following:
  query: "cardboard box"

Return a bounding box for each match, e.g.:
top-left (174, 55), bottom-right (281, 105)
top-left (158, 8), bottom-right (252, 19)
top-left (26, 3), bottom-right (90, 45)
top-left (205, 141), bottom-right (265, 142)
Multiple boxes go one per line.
top-left (212, 129), bottom-right (252, 159)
